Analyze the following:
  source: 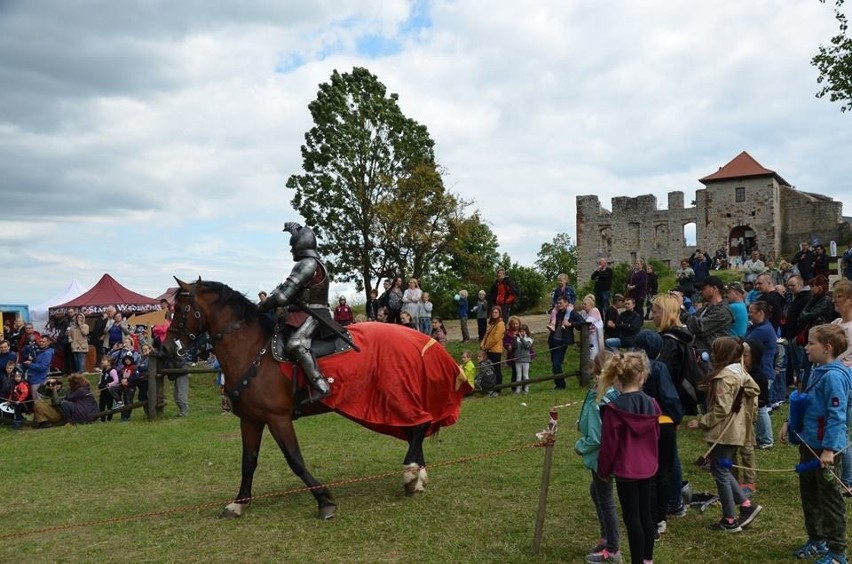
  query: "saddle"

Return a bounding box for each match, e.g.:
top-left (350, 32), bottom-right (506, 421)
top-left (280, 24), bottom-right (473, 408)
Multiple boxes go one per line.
top-left (270, 323), bottom-right (353, 363)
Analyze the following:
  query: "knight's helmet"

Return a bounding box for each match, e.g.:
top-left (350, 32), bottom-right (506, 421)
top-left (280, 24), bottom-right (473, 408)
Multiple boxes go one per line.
top-left (283, 222), bottom-right (320, 259)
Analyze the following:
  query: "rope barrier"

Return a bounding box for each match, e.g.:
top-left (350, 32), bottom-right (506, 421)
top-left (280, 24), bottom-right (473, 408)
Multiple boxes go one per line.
top-left (0, 441), bottom-right (541, 541)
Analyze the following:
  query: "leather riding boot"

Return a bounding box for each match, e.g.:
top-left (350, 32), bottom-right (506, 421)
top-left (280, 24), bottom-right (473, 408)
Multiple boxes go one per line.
top-left (294, 347), bottom-right (330, 401)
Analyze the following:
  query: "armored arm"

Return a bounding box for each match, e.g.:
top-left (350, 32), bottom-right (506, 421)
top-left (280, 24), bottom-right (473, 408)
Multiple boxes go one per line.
top-left (259, 258), bottom-right (316, 312)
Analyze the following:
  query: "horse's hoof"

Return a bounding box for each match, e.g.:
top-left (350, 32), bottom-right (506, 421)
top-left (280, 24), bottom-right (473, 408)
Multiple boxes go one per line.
top-left (318, 504), bottom-right (337, 520)
top-left (219, 501), bottom-right (247, 519)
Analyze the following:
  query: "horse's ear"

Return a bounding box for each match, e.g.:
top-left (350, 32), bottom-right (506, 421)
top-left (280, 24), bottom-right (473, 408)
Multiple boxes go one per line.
top-left (174, 276), bottom-right (189, 291)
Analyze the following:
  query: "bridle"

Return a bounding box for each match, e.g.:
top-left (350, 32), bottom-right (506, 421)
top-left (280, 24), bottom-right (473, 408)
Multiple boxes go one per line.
top-left (168, 283), bottom-right (270, 403)
top-left (166, 288), bottom-right (205, 359)
top-left (167, 286), bottom-right (242, 358)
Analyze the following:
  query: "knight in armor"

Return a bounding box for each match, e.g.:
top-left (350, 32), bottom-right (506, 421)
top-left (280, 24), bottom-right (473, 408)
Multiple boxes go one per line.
top-left (258, 222), bottom-right (332, 401)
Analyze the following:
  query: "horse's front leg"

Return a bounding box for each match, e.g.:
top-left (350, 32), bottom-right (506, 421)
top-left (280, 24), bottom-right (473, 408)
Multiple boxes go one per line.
top-left (266, 415), bottom-right (336, 520)
top-left (220, 417), bottom-right (265, 518)
top-left (403, 423), bottom-right (430, 496)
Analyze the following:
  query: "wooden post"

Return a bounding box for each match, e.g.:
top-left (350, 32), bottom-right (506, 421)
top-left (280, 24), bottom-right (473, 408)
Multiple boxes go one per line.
top-left (578, 323), bottom-right (591, 387)
top-left (146, 354), bottom-right (159, 421)
top-left (531, 409), bottom-right (558, 554)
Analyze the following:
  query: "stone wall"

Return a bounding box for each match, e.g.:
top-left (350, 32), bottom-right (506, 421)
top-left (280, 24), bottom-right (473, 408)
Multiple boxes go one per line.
top-left (577, 182), bottom-right (850, 287)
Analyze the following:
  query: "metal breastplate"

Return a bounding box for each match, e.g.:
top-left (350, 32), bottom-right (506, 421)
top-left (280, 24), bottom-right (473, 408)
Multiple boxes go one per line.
top-left (295, 259), bottom-right (329, 307)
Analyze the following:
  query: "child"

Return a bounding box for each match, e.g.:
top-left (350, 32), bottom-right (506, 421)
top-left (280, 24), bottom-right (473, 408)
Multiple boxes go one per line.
top-left (781, 324), bottom-right (852, 562)
top-left (97, 357), bottom-right (119, 422)
top-left (686, 337), bottom-right (762, 533)
top-left (475, 350), bottom-right (497, 396)
top-left (118, 352), bottom-right (136, 420)
top-left (9, 366), bottom-right (30, 429)
top-left (597, 352), bottom-right (661, 564)
top-left (504, 316), bottom-right (521, 392)
top-left (475, 290), bottom-right (489, 342)
top-left (366, 289), bottom-right (380, 321)
top-left (734, 340), bottom-right (770, 496)
top-left (2, 360), bottom-right (16, 402)
top-left (513, 324), bottom-right (534, 394)
top-left (399, 311), bottom-right (417, 330)
top-left (430, 317), bottom-right (447, 344)
top-left (459, 350), bottom-right (476, 395)
top-left (575, 351), bottom-right (621, 563)
top-left (419, 292), bottom-right (434, 335)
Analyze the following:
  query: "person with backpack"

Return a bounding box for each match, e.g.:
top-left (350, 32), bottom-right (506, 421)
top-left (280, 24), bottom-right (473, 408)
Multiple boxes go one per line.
top-left (634, 330), bottom-right (685, 541)
top-left (489, 267), bottom-right (519, 324)
top-left (650, 293), bottom-right (699, 518)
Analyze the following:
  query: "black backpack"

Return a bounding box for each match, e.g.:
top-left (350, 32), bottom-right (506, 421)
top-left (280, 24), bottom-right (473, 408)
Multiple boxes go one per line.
top-left (662, 334), bottom-right (708, 415)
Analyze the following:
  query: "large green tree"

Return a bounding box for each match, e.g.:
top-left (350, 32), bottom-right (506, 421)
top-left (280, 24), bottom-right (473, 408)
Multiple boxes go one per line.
top-left (813, 0), bottom-right (852, 112)
top-left (534, 232), bottom-right (578, 283)
top-left (287, 67), bottom-right (459, 294)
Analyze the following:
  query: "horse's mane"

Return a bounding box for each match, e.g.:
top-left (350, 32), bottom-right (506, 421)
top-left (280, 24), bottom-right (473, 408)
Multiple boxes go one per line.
top-left (197, 280), bottom-right (275, 336)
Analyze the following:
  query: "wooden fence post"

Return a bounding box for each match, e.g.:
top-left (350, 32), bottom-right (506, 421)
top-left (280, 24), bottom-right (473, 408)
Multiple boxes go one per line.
top-left (146, 354), bottom-right (159, 421)
top-left (531, 409), bottom-right (558, 554)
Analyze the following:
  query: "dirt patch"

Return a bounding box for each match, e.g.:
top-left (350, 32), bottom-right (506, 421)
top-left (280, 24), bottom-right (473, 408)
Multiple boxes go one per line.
top-left (443, 313), bottom-right (551, 343)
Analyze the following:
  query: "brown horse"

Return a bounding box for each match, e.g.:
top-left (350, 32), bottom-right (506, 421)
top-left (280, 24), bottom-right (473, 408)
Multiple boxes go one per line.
top-left (161, 278), bottom-right (471, 519)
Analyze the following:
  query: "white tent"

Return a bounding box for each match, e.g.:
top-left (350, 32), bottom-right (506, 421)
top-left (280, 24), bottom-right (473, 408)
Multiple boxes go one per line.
top-left (30, 279), bottom-right (86, 331)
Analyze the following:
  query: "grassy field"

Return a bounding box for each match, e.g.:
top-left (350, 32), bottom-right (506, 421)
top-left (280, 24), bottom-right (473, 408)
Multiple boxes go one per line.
top-left (0, 335), bottom-right (820, 563)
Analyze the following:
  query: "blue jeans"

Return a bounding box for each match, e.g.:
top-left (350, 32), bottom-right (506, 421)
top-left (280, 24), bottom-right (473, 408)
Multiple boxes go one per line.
top-left (604, 338), bottom-right (622, 351)
top-left (74, 352), bottom-right (87, 373)
top-left (669, 443), bottom-right (684, 510)
top-left (755, 406), bottom-right (773, 446)
top-left (596, 291), bottom-right (611, 316)
top-left (550, 344), bottom-right (568, 389)
top-left (710, 444), bottom-right (747, 519)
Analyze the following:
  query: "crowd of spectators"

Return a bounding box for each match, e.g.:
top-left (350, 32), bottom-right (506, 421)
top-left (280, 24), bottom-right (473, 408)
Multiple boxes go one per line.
top-left (1, 301), bottom-right (179, 429)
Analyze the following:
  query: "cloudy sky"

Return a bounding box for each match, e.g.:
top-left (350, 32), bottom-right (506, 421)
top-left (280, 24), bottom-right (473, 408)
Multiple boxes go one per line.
top-left (2, 0), bottom-right (850, 307)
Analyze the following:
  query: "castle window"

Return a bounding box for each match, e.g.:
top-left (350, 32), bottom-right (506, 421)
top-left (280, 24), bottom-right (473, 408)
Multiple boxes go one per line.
top-left (735, 187), bottom-right (745, 202)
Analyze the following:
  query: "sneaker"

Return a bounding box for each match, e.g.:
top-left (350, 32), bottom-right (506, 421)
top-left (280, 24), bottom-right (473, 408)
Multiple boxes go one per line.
top-left (656, 520), bottom-right (667, 535)
top-left (815, 552), bottom-right (848, 564)
top-left (667, 504), bottom-right (688, 518)
top-left (586, 548), bottom-right (623, 563)
top-left (587, 539), bottom-right (606, 554)
top-left (708, 519), bottom-right (742, 533)
top-left (654, 529), bottom-right (661, 542)
top-left (114, 401), bottom-right (124, 409)
top-left (737, 504), bottom-right (762, 528)
top-left (757, 443), bottom-right (774, 450)
top-left (792, 539), bottom-right (828, 559)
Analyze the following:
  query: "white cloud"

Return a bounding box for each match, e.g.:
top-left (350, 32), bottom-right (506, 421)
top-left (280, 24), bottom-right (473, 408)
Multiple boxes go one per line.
top-left (1, 0), bottom-right (850, 308)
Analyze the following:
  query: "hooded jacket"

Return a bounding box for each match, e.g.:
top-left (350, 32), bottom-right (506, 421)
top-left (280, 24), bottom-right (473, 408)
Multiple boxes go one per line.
top-left (575, 386), bottom-right (621, 473)
top-left (697, 363), bottom-right (760, 446)
top-left (598, 391), bottom-right (661, 480)
top-left (798, 360), bottom-right (852, 451)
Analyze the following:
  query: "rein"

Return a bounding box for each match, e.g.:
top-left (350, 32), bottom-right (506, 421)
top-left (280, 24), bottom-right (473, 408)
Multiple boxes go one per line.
top-left (168, 286), bottom-right (269, 403)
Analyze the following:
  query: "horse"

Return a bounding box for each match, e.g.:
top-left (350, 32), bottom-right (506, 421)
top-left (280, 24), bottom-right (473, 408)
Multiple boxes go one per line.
top-left (160, 278), bottom-right (472, 520)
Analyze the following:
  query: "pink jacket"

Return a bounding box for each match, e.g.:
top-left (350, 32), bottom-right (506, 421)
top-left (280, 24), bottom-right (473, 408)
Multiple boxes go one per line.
top-left (597, 392), bottom-right (661, 480)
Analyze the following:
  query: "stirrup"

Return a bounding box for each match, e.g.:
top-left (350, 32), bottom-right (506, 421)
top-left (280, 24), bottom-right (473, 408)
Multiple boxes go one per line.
top-left (300, 380), bottom-right (330, 405)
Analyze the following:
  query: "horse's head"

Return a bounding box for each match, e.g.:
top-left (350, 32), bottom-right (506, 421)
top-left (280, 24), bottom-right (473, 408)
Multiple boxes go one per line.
top-left (160, 277), bottom-right (207, 367)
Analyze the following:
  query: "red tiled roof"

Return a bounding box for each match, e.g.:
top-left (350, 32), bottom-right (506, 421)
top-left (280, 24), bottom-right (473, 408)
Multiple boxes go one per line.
top-left (699, 151), bottom-right (789, 186)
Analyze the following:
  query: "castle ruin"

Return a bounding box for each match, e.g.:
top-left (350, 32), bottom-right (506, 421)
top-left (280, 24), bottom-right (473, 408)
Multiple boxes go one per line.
top-left (576, 151), bottom-right (851, 285)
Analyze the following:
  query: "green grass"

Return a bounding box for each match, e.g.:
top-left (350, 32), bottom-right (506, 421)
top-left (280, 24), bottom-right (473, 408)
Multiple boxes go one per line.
top-left (0, 340), bottom-right (817, 563)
